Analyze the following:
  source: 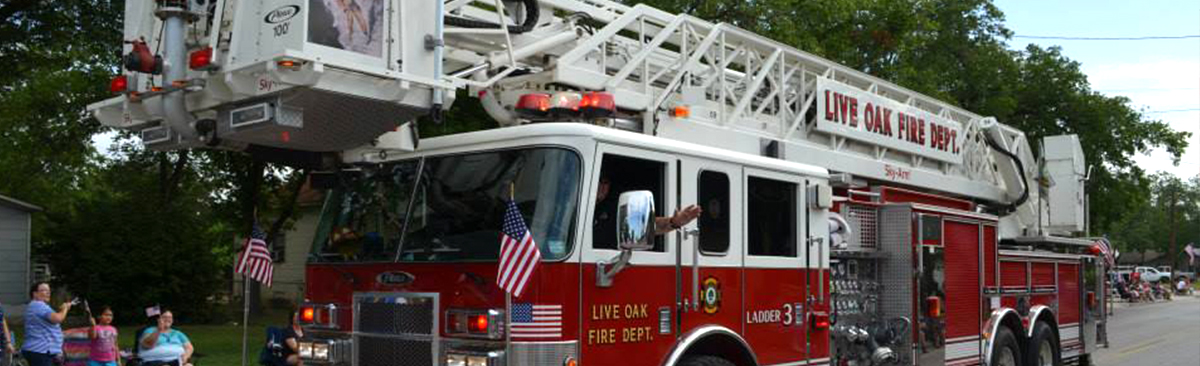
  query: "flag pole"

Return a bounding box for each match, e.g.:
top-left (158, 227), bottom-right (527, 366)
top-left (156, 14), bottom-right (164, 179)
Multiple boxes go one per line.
top-left (505, 182), bottom-right (514, 364)
top-left (241, 273), bottom-right (250, 366)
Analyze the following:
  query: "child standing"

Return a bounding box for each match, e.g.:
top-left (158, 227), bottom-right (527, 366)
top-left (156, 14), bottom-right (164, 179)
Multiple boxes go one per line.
top-left (88, 307), bottom-right (120, 366)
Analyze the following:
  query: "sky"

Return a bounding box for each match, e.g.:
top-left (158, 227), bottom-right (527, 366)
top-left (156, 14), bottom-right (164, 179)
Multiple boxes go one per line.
top-left (994, 0), bottom-right (1200, 180)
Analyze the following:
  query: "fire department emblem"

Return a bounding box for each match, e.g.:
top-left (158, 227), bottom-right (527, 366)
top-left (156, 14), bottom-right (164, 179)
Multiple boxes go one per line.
top-left (701, 277), bottom-right (721, 314)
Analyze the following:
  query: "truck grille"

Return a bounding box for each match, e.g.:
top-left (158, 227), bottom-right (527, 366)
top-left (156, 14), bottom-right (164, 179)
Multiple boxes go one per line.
top-left (353, 292), bottom-right (439, 366)
top-left (509, 341), bottom-right (578, 365)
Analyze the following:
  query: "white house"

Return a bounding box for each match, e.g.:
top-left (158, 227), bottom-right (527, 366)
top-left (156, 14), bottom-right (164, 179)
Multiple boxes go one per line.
top-left (0, 194), bottom-right (40, 306)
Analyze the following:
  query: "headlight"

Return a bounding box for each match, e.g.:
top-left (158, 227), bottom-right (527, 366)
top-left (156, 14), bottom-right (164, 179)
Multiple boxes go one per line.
top-left (445, 351), bottom-right (503, 366)
top-left (298, 342), bottom-right (313, 359)
top-left (312, 342), bottom-right (330, 361)
top-left (466, 355), bottom-right (489, 366)
top-left (446, 354), bottom-right (467, 366)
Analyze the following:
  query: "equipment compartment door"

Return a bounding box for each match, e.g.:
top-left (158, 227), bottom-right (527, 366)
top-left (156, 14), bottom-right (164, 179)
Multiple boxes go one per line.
top-left (678, 158), bottom-right (744, 338)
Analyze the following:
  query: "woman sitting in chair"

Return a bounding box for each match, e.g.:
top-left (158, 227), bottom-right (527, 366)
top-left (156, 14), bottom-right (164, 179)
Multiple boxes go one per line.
top-left (138, 311), bottom-right (193, 366)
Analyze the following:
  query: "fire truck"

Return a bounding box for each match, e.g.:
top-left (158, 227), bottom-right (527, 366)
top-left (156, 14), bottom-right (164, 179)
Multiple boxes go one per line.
top-left (87, 1), bottom-right (1111, 366)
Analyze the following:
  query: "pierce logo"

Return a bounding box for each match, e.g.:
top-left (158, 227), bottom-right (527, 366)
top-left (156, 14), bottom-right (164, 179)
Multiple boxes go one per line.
top-left (376, 271), bottom-right (415, 286)
top-left (264, 5), bottom-right (300, 24)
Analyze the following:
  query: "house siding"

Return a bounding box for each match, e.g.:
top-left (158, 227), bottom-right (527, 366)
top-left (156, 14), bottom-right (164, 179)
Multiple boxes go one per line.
top-left (0, 205), bottom-right (31, 305)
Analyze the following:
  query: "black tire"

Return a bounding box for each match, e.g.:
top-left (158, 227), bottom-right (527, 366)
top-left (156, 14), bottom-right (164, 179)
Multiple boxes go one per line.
top-left (679, 355), bottom-right (736, 366)
top-left (1026, 321), bottom-right (1062, 366)
top-left (990, 326), bottom-right (1022, 366)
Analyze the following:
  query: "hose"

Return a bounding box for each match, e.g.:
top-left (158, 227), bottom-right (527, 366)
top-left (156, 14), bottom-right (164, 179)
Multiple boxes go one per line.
top-left (984, 133), bottom-right (1030, 216)
top-left (444, 0), bottom-right (539, 34)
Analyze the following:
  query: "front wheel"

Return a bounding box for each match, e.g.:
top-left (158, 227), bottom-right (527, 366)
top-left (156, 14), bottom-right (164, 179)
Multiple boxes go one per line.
top-left (990, 327), bottom-right (1022, 366)
top-left (1026, 321), bottom-right (1062, 366)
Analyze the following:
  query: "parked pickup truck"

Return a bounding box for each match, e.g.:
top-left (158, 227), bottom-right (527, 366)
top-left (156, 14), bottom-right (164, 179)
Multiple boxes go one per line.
top-left (1157, 266), bottom-right (1196, 282)
top-left (1116, 266), bottom-right (1171, 282)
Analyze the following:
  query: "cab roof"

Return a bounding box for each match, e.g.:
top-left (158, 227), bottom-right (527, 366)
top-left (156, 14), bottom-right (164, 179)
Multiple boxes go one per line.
top-left (402, 123), bottom-right (829, 179)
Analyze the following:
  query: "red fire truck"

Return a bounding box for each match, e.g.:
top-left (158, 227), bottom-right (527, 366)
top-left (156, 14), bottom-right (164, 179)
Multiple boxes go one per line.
top-left (88, 1), bottom-right (1110, 366)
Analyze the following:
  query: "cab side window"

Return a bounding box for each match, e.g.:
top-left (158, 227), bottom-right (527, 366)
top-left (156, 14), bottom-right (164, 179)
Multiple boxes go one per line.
top-left (698, 171), bottom-right (730, 254)
top-left (747, 176), bottom-right (796, 257)
top-left (593, 154), bottom-right (666, 252)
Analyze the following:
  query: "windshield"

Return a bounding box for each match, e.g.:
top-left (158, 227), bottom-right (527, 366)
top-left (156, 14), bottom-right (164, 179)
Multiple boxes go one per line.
top-left (309, 148), bottom-right (581, 262)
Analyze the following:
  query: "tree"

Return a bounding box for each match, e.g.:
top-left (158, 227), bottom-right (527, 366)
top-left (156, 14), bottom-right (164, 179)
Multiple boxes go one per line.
top-left (47, 148), bottom-right (226, 323)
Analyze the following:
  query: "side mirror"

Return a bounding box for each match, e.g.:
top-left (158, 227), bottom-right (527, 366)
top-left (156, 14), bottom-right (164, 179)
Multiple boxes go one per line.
top-left (617, 190), bottom-right (655, 251)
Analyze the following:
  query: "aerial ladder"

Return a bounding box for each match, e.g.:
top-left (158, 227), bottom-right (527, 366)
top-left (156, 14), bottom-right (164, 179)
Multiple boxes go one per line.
top-left (87, 0), bottom-right (1087, 240)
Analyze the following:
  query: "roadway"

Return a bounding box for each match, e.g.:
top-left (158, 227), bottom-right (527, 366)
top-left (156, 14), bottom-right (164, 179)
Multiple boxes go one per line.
top-left (1093, 294), bottom-right (1200, 365)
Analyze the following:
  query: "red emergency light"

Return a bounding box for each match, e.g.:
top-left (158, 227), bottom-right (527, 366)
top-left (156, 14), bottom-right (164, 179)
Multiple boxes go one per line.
top-left (301, 306), bottom-right (315, 323)
top-left (579, 91), bottom-right (615, 118)
top-left (110, 75), bottom-right (128, 93)
top-left (189, 47), bottom-right (214, 70)
top-left (515, 93), bottom-right (551, 119)
top-left (926, 296), bottom-right (942, 318)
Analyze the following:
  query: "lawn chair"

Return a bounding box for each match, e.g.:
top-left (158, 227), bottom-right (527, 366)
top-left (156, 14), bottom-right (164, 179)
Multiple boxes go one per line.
top-left (259, 326), bottom-right (289, 366)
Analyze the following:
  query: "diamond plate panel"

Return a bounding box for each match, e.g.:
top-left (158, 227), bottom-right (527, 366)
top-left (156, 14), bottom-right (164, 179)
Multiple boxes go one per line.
top-left (878, 205), bottom-right (914, 365)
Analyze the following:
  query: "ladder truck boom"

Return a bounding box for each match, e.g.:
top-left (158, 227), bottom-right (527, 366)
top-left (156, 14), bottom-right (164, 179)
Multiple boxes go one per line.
top-left (87, 0), bottom-right (1085, 237)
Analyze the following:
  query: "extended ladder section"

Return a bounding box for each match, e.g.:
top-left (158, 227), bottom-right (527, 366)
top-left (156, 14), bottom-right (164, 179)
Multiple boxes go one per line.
top-left (85, 0), bottom-right (1085, 236)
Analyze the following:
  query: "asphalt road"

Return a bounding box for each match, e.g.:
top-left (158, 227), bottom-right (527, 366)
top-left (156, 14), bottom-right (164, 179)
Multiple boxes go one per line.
top-left (1092, 294), bottom-right (1200, 365)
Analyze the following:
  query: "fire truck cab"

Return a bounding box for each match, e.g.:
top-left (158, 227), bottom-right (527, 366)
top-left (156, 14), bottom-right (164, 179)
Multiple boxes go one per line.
top-left (298, 123), bottom-right (836, 366)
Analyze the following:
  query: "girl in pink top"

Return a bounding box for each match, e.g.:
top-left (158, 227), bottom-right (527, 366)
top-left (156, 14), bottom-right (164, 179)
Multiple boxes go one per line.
top-left (88, 307), bottom-right (120, 366)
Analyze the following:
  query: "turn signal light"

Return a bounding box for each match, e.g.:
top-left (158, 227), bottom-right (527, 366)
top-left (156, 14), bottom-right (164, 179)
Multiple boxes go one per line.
top-left (579, 91), bottom-right (615, 118)
top-left (468, 314), bottom-right (488, 333)
top-left (189, 47), bottom-right (214, 70)
top-left (670, 105), bottom-right (690, 118)
top-left (515, 93), bottom-right (551, 119)
top-left (110, 75), bottom-right (128, 93)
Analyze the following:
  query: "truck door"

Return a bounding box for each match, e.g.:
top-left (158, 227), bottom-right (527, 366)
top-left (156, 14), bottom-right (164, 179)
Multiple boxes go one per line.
top-left (581, 145), bottom-right (678, 364)
top-left (677, 158), bottom-right (743, 337)
top-left (741, 168), bottom-right (810, 365)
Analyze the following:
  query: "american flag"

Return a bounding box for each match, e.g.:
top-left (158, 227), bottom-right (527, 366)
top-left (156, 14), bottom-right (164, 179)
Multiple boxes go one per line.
top-left (1094, 238), bottom-right (1115, 268)
top-left (510, 303), bottom-right (562, 339)
top-left (496, 199), bottom-right (541, 297)
top-left (235, 222), bottom-right (274, 287)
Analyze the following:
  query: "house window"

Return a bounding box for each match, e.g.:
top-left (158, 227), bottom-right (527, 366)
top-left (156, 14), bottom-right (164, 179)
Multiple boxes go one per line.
top-left (272, 232), bottom-right (287, 263)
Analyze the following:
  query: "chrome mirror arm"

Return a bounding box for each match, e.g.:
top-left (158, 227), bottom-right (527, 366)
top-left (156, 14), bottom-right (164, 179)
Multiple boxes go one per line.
top-left (596, 249), bottom-right (633, 287)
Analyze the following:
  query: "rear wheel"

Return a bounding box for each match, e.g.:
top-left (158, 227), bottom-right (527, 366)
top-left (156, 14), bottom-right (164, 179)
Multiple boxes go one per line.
top-left (679, 355), bottom-right (736, 366)
top-left (1026, 321), bottom-right (1062, 366)
top-left (990, 326), bottom-right (1022, 366)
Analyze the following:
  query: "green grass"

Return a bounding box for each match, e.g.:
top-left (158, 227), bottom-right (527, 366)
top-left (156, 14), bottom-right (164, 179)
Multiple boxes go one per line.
top-left (11, 309), bottom-right (290, 366)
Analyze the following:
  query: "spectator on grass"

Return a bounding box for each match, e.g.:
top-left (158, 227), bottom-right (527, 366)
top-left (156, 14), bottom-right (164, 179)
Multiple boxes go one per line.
top-left (1, 300), bottom-right (13, 366)
top-left (88, 306), bottom-right (120, 366)
top-left (139, 310), bottom-right (194, 366)
top-left (283, 309), bottom-right (304, 366)
top-left (22, 282), bottom-right (72, 366)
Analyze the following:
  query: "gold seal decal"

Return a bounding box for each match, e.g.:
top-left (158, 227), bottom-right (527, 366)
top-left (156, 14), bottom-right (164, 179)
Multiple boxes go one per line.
top-left (701, 277), bottom-right (721, 314)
